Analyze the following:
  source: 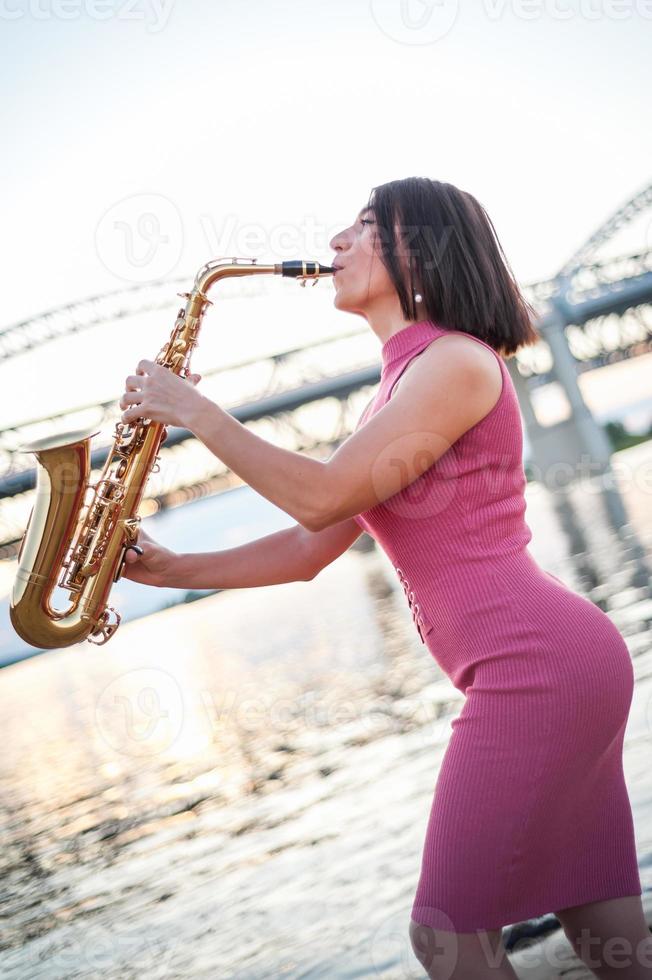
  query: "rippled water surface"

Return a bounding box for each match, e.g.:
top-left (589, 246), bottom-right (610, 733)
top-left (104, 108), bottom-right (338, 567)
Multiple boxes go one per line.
top-left (1, 441), bottom-right (652, 979)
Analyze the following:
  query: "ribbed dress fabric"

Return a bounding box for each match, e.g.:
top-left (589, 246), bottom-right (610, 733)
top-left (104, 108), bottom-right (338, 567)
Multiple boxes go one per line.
top-left (352, 319), bottom-right (641, 931)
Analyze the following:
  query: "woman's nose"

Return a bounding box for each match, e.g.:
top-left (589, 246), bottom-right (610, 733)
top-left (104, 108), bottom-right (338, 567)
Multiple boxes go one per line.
top-left (329, 226), bottom-right (351, 252)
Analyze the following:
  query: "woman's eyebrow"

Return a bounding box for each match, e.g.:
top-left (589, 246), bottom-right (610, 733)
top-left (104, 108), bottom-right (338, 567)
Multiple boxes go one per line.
top-left (356, 207), bottom-right (375, 220)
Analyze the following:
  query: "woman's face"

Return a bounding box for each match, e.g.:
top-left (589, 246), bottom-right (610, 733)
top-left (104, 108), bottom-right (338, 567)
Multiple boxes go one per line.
top-left (329, 206), bottom-right (401, 320)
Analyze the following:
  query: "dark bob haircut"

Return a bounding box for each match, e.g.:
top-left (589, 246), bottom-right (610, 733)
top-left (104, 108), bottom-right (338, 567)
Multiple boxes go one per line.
top-left (366, 177), bottom-right (540, 358)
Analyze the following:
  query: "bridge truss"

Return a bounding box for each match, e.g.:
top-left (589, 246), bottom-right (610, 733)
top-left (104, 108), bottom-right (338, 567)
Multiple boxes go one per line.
top-left (1, 182), bottom-right (651, 557)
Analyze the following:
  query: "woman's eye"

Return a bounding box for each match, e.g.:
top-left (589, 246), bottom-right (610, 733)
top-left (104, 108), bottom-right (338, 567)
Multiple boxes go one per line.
top-left (360, 218), bottom-right (374, 226)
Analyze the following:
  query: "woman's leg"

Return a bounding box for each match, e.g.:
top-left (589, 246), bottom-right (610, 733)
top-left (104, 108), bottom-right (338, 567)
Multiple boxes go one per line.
top-left (555, 895), bottom-right (652, 978)
top-left (409, 919), bottom-right (520, 979)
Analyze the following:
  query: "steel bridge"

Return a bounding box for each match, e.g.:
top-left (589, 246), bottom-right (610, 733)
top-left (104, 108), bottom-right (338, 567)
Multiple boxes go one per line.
top-left (1, 181), bottom-right (651, 559)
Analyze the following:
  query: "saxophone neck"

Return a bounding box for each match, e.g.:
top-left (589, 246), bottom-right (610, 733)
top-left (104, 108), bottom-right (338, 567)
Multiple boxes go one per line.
top-left (193, 257), bottom-right (334, 298)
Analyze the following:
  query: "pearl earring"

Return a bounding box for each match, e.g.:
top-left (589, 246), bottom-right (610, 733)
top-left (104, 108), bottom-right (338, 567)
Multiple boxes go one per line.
top-left (414, 292), bottom-right (423, 303)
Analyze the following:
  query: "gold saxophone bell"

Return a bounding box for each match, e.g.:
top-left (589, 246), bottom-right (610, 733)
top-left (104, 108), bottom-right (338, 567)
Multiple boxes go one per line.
top-left (10, 258), bottom-right (334, 649)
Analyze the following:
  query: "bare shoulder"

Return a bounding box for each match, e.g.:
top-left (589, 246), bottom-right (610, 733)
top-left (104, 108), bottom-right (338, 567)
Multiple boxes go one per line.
top-left (393, 332), bottom-right (503, 418)
top-left (431, 333), bottom-right (503, 388)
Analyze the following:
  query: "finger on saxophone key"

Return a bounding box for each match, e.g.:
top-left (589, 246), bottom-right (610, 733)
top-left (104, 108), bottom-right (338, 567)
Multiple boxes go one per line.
top-left (124, 545), bottom-right (144, 563)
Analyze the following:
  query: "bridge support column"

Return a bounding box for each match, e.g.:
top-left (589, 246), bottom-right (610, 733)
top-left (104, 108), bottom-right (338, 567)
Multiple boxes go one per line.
top-left (517, 312), bottom-right (630, 533)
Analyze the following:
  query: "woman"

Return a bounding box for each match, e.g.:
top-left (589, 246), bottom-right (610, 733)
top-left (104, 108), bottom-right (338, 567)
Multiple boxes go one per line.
top-left (119, 178), bottom-right (649, 978)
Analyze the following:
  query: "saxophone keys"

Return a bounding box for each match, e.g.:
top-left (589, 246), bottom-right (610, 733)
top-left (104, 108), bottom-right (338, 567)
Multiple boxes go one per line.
top-left (123, 516), bottom-right (141, 540)
top-left (87, 607), bottom-right (121, 645)
top-left (79, 560), bottom-right (100, 579)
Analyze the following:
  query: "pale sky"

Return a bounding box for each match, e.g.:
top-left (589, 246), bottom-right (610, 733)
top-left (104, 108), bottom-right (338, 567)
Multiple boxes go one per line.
top-left (1, 0), bottom-right (651, 424)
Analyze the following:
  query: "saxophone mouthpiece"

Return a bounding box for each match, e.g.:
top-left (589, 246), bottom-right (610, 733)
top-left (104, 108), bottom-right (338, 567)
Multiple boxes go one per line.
top-left (276, 261), bottom-right (335, 279)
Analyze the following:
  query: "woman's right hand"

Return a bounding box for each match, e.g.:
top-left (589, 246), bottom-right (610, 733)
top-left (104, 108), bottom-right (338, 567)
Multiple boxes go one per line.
top-left (121, 527), bottom-right (177, 588)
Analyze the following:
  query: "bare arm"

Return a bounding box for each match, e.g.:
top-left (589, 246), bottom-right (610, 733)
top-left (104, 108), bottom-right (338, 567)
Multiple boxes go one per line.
top-left (169, 517), bottom-right (363, 590)
top-left (298, 517), bottom-right (363, 579)
top-left (122, 337), bottom-right (500, 533)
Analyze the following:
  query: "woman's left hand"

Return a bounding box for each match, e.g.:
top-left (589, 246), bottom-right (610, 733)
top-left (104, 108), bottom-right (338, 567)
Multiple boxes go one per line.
top-left (119, 359), bottom-right (204, 429)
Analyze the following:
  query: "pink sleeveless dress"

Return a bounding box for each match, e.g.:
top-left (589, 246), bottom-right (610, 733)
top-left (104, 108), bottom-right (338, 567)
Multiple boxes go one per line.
top-left (353, 319), bottom-right (641, 931)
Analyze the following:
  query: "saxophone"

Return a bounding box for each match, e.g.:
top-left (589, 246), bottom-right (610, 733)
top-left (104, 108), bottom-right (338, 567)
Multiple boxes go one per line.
top-left (10, 258), bottom-right (333, 650)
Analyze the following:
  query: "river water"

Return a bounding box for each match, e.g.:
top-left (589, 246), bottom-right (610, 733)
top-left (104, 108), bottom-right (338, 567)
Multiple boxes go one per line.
top-left (1, 440), bottom-right (652, 978)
